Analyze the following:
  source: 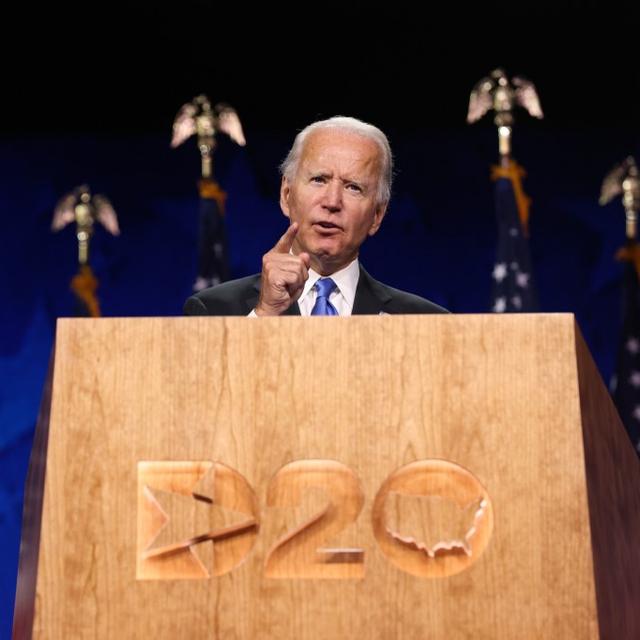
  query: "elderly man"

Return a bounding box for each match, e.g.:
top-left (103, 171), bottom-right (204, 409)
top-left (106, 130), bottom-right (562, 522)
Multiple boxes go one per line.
top-left (184, 116), bottom-right (446, 316)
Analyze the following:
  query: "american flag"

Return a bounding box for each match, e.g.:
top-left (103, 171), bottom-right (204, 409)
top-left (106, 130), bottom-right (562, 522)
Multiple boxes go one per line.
top-left (193, 178), bottom-right (230, 292)
top-left (610, 242), bottom-right (640, 454)
top-left (490, 160), bottom-right (538, 313)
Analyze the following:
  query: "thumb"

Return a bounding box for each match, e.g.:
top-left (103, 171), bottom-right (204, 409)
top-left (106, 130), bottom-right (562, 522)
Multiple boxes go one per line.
top-left (273, 222), bottom-right (299, 253)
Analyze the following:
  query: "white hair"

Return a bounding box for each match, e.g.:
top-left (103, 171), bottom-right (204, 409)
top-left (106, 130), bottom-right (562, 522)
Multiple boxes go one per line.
top-left (279, 116), bottom-right (393, 207)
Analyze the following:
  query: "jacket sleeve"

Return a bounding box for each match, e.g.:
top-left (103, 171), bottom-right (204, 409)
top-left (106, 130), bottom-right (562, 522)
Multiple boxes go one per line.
top-left (183, 295), bottom-right (208, 315)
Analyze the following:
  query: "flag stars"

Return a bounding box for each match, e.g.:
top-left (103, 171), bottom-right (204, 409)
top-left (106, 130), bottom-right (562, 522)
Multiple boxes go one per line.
top-left (630, 372), bottom-right (640, 388)
top-left (493, 297), bottom-right (507, 313)
top-left (633, 406), bottom-right (640, 422)
top-left (626, 338), bottom-right (640, 354)
top-left (493, 263), bottom-right (507, 282)
top-left (491, 182), bottom-right (536, 314)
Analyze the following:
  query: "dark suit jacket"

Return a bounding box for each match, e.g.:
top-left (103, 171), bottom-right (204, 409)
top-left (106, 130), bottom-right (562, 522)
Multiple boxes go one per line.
top-left (184, 265), bottom-right (447, 316)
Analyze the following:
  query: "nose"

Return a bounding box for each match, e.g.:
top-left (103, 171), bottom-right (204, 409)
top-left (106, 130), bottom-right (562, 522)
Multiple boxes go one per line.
top-left (322, 180), bottom-right (342, 212)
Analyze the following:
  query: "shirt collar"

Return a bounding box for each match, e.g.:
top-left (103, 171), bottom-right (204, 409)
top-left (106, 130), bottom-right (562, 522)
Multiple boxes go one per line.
top-left (300, 257), bottom-right (360, 308)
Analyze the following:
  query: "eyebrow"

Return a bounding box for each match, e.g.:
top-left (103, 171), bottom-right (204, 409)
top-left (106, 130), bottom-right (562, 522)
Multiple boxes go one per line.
top-left (307, 170), bottom-right (369, 188)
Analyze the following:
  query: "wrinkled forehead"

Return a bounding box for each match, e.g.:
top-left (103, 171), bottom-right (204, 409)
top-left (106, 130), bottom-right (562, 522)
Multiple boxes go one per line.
top-left (299, 129), bottom-right (383, 176)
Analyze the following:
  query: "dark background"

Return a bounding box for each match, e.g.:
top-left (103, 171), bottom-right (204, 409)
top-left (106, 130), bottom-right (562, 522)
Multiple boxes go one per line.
top-left (2, 1), bottom-right (640, 637)
top-left (6, 1), bottom-right (640, 135)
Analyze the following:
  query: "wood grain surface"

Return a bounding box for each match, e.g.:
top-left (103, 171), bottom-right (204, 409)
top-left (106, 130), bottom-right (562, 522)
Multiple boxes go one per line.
top-left (26, 314), bottom-right (638, 639)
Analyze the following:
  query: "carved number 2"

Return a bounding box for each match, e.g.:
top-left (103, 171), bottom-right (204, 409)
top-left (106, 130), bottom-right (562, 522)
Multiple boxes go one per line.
top-left (264, 460), bottom-right (365, 579)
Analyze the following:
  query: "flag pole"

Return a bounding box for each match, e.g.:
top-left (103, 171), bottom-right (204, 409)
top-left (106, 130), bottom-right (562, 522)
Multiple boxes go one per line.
top-left (170, 95), bottom-right (246, 292)
top-left (51, 185), bottom-right (120, 317)
top-left (601, 156), bottom-right (640, 454)
top-left (467, 68), bottom-right (542, 313)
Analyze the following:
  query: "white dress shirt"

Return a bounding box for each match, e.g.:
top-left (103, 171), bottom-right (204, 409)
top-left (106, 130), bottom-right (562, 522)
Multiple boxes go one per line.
top-left (298, 258), bottom-right (360, 316)
top-left (249, 258), bottom-right (360, 317)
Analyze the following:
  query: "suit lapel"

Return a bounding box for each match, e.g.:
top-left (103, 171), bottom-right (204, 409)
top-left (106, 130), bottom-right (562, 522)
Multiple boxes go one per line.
top-left (352, 266), bottom-right (391, 315)
top-left (245, 277), bottom-right (260, 314)
top-left (282, 303), bottom-right (301, 316)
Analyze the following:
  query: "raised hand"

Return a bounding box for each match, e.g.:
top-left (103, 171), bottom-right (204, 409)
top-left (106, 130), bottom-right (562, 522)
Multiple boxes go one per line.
top-left (255, 223), bottom-right (311, 316)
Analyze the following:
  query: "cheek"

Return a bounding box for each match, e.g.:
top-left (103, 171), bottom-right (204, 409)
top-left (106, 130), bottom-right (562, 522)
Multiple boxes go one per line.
top-left (288, 190), bottom-right (313, 216)
top-left (284, 194), bottom-right (300, 219)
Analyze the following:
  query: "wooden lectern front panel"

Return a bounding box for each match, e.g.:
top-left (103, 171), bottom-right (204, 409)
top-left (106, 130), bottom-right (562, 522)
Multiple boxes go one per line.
top-left (31, 315), bottom-right (603, 639)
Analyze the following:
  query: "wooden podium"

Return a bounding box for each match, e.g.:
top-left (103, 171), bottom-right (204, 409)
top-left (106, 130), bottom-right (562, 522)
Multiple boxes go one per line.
top-left (13, 314), bottom-right (640, 639)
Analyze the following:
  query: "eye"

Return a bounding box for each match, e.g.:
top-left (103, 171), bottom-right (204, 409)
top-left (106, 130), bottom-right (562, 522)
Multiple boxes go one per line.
top-left (310, 175), bottom-right (326, 184)
top-left (346, 183), bottom-right (363, 194)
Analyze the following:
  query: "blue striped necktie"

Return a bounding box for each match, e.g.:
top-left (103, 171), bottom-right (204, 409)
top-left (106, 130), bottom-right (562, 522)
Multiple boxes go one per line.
top-left (310, 278), bottom-right (338, 316)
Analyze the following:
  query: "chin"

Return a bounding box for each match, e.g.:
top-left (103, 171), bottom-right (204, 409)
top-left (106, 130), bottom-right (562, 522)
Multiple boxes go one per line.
top-left (310, 246), bottom-right (341, 262)
top-left (311, 234), bottom-right (343, 250)
top-left (312, 249), bottom-right (356, 274)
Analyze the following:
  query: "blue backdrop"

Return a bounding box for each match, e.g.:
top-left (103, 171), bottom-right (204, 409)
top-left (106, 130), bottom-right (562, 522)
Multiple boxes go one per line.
top-left (1, 123), bottom-right (638, 637)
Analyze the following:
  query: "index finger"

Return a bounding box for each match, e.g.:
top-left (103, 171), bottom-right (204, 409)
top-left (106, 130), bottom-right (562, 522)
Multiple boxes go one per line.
top-left (273, 222), bottom-right (299, 253)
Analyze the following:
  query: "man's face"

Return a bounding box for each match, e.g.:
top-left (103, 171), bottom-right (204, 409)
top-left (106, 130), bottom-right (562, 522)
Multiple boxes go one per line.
top-left (280, 128), bottom-right (387, 275)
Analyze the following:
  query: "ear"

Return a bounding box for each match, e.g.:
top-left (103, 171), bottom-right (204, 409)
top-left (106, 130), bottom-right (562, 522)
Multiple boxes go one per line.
top-left (367, 203), bottom-right (388, 237)
top-left (279, 176), bottom-right (291, 219)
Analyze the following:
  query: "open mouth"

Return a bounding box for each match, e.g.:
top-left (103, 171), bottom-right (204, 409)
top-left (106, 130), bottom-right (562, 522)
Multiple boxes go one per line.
top-left (314, 221), bottom-right (341, 231)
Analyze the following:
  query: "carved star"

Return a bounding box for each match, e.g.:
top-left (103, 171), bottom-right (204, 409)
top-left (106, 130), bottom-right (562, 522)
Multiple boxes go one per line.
top-left (143, 466), bottom-right (257, 569)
